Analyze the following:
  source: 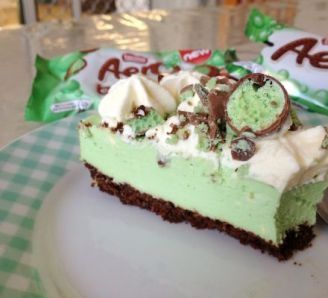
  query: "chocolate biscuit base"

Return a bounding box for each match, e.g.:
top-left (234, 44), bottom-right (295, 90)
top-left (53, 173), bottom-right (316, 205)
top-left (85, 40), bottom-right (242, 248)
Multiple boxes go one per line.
top-left (85, 163), bottom-right (315, 261)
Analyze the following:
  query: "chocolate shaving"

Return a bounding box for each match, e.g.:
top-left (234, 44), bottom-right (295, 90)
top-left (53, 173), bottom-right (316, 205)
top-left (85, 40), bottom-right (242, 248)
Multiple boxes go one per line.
top-left (207, 90), bottom-right (229, 141)
top-left (208, 120), bottom-right (218, 140)
top-left (178, 111), bottom-right (208, 126)
top-left (230, 136), bottom-right (256, 161)
top-left (208, 89), bottom-right (228, 122)
top-left (194, 83), bottom-right (209, 106)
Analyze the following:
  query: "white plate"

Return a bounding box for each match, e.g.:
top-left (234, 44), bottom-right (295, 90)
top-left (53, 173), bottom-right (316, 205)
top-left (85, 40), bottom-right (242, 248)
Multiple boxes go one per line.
top-left (34, 164), bottom-right (328, 298)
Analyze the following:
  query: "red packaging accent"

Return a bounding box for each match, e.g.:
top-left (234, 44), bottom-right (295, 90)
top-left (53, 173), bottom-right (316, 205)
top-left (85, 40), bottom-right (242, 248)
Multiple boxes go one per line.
top-left (179, 49), bottom-right (212, 64)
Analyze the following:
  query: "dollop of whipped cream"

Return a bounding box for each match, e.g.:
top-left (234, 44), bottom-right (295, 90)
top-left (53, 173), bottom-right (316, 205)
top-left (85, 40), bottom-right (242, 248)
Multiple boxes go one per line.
top-left (145, 115), bottom-right (218, 166)
top-left (221, 126), bottom-right (328, 192)
top-left (98, 74), bottom-right (176, 127)
top-left (159, 71), bottom-right (203, 101)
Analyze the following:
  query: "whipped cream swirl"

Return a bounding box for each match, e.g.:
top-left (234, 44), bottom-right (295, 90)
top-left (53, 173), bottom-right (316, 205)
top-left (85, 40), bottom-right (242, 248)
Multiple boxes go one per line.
top-left (159, 71), bottom-right (203, 101)
top-left (98, 74), bottom-right (176, 126)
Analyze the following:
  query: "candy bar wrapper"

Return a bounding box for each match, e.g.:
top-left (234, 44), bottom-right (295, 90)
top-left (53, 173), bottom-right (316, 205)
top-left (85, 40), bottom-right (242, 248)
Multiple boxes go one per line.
top-left (245, 9), bottom-right (328, 115)
top-left (25, 48), bottom-right (238, 122)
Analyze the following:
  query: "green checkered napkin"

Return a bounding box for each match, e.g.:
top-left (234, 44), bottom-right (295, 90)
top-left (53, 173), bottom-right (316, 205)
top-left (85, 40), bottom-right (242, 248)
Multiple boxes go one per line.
top-left (0, 109), bottom-right (327, 297)
top-left (0, 112), bottom-right (90, 298)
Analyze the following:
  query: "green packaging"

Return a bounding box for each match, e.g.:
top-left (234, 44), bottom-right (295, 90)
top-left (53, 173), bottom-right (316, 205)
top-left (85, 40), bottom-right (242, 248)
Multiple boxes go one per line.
top-left (245, 9), bottom-right (328, 115)
top-left (26, 48), bottom-right (238, 122)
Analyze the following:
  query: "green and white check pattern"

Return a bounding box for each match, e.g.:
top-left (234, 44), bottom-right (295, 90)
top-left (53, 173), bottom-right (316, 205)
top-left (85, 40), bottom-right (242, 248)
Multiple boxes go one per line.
top-left (0, 113), bottom-right (90, 298)
top-left (0, 109), bottom-right (327, 297)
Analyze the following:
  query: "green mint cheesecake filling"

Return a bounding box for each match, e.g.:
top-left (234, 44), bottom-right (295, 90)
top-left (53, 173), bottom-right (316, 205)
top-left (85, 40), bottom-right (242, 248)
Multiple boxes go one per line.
top-left (79, 115), bottom-right (328, 245)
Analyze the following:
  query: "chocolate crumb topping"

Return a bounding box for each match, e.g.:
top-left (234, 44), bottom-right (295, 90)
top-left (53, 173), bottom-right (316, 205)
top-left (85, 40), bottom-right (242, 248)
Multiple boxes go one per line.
top-left (231, 136), bottom-right (256, 161)
top-left (134, 105), bottom-right (150, 118)
top-left (178, 111), bottom-right (208, 126)
top-left (110, 122), bottom-right (124, 134)
top-left (251, 73), bottom-right (266, 88)
top-left (147, 134), bottom-right (156, 140)
top-left (168, 123), bottom-right (179, 135)
top-left (157, 159), bottom-right (167, 167)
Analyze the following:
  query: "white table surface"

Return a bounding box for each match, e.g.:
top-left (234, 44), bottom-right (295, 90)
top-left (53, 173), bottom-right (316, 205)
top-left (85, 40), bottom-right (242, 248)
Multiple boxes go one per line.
top-left (1, 0), bottom-right (328, 147)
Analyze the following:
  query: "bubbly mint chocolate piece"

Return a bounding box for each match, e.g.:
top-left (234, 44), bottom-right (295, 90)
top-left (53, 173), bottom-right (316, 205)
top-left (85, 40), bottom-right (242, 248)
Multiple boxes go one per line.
top-left (231, 136), bottom-right (256, 161)
top-left (226, 73), bottom-right (290, 136)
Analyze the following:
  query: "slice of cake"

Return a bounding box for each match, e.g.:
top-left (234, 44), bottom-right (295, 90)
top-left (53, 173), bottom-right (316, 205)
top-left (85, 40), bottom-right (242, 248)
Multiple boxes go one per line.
top-left (79, 71), bottom-right (328, 260)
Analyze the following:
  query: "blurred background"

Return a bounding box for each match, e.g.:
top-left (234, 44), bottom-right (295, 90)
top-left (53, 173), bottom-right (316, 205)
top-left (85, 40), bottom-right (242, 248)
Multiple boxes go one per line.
top-left (0, 0), bottom-right (300, 27)
top-left (0, 0), bottom-right (327, 147)
top-left (2, 0), bottom-right (319, 59)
